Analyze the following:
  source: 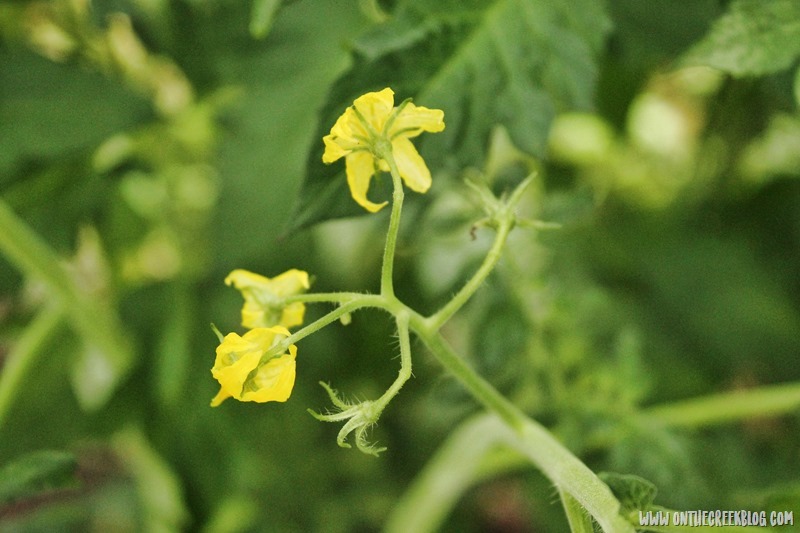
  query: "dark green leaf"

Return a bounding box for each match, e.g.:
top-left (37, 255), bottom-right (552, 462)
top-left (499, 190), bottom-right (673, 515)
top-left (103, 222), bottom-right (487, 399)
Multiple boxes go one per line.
top-left (0, 450), bottom-right (78, 504)
top-left (682, 0), bottom-right (800, 77)
top-left (290, 0), bottom-right (611, 231)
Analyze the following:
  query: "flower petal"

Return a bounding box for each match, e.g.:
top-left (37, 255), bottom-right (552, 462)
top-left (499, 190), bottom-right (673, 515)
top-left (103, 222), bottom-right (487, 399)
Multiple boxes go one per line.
top-left (352, 88), bottom-right (394, 133)
top-left (210, 327), bottom-right (294, 406)
top-left (241, 347), bottom-right (297, 403)
top-left (225, 269), bottom-right (309, 329)
top-left (392, 137), bottom-right (432, 193)
top-left (225, 269), bottom-right (271, 289)
top-left (211, 344), bottom-right (260, 402)
top-left (389, 102), bottom-right (445, 139)
top-left (322, 134), bottom-right (350, 163)
top-left (280, 302), bottom-right (306, 329)
top-left (269, 269), bottom-right (310, 297)
top-left (210, 387), bottom-right (231, 407)
top-left (346, 151), bottom-right (387, 212)
top-left (323, 108), bottom-right (366, 163)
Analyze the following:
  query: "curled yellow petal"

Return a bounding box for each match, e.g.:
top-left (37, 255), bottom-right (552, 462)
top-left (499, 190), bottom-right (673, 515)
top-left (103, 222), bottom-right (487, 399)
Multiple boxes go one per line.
top-left (346, 150), bottom-right (387, 213)
top-left (240, 345), bottom-right (297, 403)
top-left (323, 108), bottom-right (365, 163)
top-left (210, 327), bottom-right (296, 406)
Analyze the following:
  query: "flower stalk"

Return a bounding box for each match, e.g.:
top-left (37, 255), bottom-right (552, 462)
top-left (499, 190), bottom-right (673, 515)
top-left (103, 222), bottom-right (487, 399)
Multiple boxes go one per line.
top-left (380, 153), bottom-right (405, 299)
top-left (211, 88), bottom-right (632, 530)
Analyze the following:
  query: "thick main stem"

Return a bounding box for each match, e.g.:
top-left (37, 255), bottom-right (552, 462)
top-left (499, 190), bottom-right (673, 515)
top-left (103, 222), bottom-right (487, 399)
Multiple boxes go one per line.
top-left (411, 321), bottom-right (633, 533)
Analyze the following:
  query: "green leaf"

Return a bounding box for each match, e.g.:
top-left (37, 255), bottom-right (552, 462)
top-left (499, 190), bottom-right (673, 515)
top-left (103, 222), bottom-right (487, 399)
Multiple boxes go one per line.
top-left (598, 472), bottom-right (658, 516)
top-left (0, 48), bottom-right (148, 180)
top-left (682, 0), bottom-right (800, 77)
top-left (204, 0), bottom-right (370, 267)
top-left (290, 0), bottom-right (611, 231)
top-left (0, 450), bottom-right (78, 504)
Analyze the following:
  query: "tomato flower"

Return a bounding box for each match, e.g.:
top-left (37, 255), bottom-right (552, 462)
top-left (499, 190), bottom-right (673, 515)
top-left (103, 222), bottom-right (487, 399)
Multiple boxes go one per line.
top-left (225, 269), bottom-right (309, 329)
top-left (322, 88), bottom-right (445, 212)
top-left (210, 326), bottom-right (297, 406)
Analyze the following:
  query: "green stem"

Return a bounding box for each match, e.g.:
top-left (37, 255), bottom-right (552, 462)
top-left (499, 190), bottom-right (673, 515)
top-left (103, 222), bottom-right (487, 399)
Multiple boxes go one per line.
top-left (426, 215), bottom-right (514, 331)
top-left (412, 318), bottom-right (522, 430)
top-left (263, 295), bottom-right (390, 364)
top-left (283, 292), bottom-right (367, 305)
top-left (410, 319), bottom-right (633, 533)
top-left (384, 414), bottom-right (523, 533)
top-left (0, 304), bottom-right (66, 428)
top-left (561, 489), bottom-right (598, 533)
top-left (644, 381), bottom-right (800, 428)
top-left (0, 199), bottom-right (133, 409)
top-left (375, 311), bottom-right (413, 410)
top-left (380, 154), bottom-right (405, 299)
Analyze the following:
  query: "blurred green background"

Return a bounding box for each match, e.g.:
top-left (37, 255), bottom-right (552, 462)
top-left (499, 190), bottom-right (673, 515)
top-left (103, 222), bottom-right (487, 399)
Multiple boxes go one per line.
top-left (1, 0), bottom-right (799, 531)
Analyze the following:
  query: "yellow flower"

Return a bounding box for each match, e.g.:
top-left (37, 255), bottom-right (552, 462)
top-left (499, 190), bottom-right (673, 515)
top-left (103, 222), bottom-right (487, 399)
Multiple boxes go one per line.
top-left (322, 88), bottom-right (445, 212)
top-left (210, 326), bottom-right (297, 406)
top-left (225, 269), bottom-right (309, 329)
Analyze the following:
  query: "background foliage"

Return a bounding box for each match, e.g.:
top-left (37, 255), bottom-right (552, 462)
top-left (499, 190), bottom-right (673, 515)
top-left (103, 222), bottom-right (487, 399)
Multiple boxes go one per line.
top-left (1, 0), bottom-right (799, 531)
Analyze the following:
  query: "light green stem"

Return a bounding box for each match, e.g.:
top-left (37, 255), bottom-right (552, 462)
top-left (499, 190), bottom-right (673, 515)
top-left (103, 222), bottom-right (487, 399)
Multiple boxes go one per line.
top-left (0, 304), bottom-right (66, 427)
top-left (380, 154), bottom-right (405, 298)
top-left (374, 311), bottom-right (413, 410)
top-left (0, 198), bottom-right (133, 408)
top-left (645, 381), bottom-right (800, 428)
top-left (410, 320), bottom-right (633, 533)
top-left (283, 292), bottom-right (367, 305)
top-left (285, 298), bottom-right (374, 344)
top-left (561, 489), bottom-right (598, 533)
top-left (427, 215), bottom-right (513, 330)
top-left (261, 295), bottom-right (393, 365)
top-left (384, 414), bottom-right (522, 533)
top-left (412, 318), bottom-right (522, 430)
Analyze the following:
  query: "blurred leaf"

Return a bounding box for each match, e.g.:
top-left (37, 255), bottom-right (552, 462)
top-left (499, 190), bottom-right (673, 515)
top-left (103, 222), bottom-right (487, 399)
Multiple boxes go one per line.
top-left (599, 472), bottom-right (657, 515)
top-left (762, 485), bottom-right (800, 517)
top-left (794, 65), bottom-right (800, 106)
top-left (291, 0), bottom-right (612, 231)
top-left (112, 426), bottom-right (189, 533)
top-left (154, 283), bottom-right (192, 408)
top-left (205, 0), bottom-right (369, 268)
top-left (0, 48), bottom-right (149, 180)
top-left (471, 280), bottom-right (528, 388)
top-left (249, 0), bottom-right (282, 38)
top-left (682, 0), bottom-right (800, 77)
top-left (0, 450), bottom-right (77, 505)
top-left (0, 200), bottom-right (136, 411)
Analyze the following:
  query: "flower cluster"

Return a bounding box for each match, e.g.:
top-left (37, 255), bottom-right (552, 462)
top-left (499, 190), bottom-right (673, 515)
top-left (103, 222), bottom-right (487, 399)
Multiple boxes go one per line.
top-left (210, 269), bottom-right (309, 406)
top-left (210, 88), bottom-right (446, 455)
